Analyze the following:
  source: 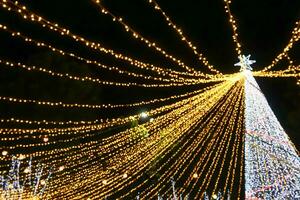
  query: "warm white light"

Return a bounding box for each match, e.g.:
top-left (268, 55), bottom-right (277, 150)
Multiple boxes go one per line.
top-left (40, 180), bottom-right (46, 185)
top-left (43, 137), bottom-right (49, 142)
top-left (24, 167), bottom-right (30, 173)
top-left (2, 150), bottom-right (8, 156)
top-left (140, 112), bottom-right (148, 118)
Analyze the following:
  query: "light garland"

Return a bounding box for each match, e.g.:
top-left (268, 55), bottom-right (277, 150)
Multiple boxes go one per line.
top-left (223, 0), bottom-right (243, 56)
top-left (147, 0), bottom-right (222, 75)
top-left (0, 0), bottom-right (211, 79)
top-left (0, 24), bottom-right (225, 88)
top-left (92, 0), bottom-right (210, 75)
top-left (0, 0), bottom-right (299, 198)
top-left (259, 20), bottom-right (300, 72)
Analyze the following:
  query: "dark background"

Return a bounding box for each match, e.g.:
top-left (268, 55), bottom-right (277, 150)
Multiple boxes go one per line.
top-left (0, 0), bottom-right (299, 148)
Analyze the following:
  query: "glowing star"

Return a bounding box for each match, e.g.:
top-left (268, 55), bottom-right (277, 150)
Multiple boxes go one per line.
top-left (234, 54), bottom-right (256, 71)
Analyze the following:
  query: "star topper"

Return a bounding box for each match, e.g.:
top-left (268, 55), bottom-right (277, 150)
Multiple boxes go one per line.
top-left (234, 54), bottom-right (256, 71)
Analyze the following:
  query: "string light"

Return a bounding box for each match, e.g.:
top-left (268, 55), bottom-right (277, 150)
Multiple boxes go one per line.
top-left (0, 82), bottom-right (226, 111)
top-left (92, 0), bottom-right (210, 75)
top-left (2, 151), bottom-right (8, 156)
top-left (0, 0), bottom-right (214, 79)
top-left (0, 26), bottom-right (222, 87)
top-left (147, 0), bottom-right (222, 74)
top-left (223, 0), bottom-right (243, 56)
top-left (0, 0), bottom-right (298, 198)
top-left (0, 58), bottom-right (212, 87)
top-left (258, 20), bottom-right (300, 72)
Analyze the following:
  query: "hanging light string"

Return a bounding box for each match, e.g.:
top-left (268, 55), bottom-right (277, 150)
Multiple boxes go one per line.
top-left (226, 104), bottom-right (244, 199)
top-left (0, 25), bottom-right (225, 87)
top-left (253, 67), bottom-right (300, 78)
top-left (0, 0), bottom-right (298, 198)
top-left (0, 0), bottom-right (211, 80)
top-left (92, 0), bottom-right (211, 75)
top-left (1, 76), bottom-right (241, 198)
top-left (0, 80), bottom-right (230, 155)
top-left (258, 20), bottom-right (300, 72)
top-left (211, 95), bottom-right (244, 195)
top-left (1, 78), bottom-right (232, 154)
top-left (146, 0), bottom-right (222, 75)
top-left (194, 86), bottom-right (243, 199)
top-left (0, 90), bottom-right (210, 170)
top-left (0, 57), bottom-right (229, 88)
top-left (153, 83), bottom-right (242, 199)
top-left (177, 82), bottom-right (243, 198)
top-left (140, 82), bottom-right (243, 199)
top-left (252, 54), bottom-right (299, 80)
top-left (53, 81), bottom-right (239, 199)
top-left (88, 83), bottom-right (238, 198)
top-left (0, 85), bottom-right (217, 197)
top-left (0, 80), bottom-right (226, 114)
top-left (54, 78), bottom-right (243, 198)
top-left (223, 0), bottom-right (243, 56)
top-left (0, 58), bottom-right (198, 88)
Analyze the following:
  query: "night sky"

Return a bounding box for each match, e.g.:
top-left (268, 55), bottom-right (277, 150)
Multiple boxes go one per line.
top-left (0, 0), bottom-right (299, 149)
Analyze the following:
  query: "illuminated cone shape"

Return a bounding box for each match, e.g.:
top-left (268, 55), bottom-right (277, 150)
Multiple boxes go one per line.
top-left (244, 70), bottom-right (300, 199)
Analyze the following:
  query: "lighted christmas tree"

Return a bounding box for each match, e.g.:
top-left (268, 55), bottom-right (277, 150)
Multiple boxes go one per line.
top-left (237, 56), bottom-right (300, 199)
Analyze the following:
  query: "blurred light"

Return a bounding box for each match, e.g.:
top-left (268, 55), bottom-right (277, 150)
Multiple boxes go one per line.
top-left (2, 150), bottom-right (8, 156)
top-left (140, 112), bottom-right (148, 118)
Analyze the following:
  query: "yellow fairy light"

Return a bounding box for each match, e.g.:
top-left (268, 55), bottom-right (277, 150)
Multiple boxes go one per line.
top-left (0, 0), bottom-right (297, 198)
top-left (2, 150), bottom-right (8, 156)
top-left (146, 0), bottom-right (222, 75)
top-left (0, 0), bottom-right (212, 79)
top-left (223, 0), bottom-right (243, 56)
top-left (18, 154), bottom-right (25, 160)
top-left (102, 180), bottom-right (108, 185)
top-left (212, 194), bottom-right (218, 199)
top-left (40, 179), bottom-right (46, 185)
top-left (258, 20), bottom-right (300, 72)
top-left (92, 0), bottom-right (211, 75)
top-left (24, 167), bottom-right (31, 173)
top-left (123, 173), bottom-right (128, 178)
top-left (0, 24), bottom-right (226, 87)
